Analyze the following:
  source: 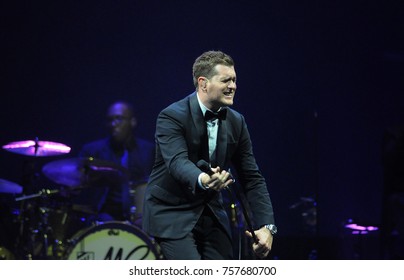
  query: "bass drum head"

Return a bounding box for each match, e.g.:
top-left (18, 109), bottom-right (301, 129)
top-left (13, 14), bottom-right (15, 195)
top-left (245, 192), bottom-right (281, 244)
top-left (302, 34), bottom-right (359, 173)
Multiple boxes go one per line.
top-left (64, 221), bottom-right (162, 260)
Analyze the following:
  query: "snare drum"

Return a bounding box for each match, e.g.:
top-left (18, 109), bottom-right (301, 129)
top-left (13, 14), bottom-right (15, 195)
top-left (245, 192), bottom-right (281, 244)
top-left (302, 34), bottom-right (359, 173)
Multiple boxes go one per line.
top-left (64, 221), bottom-right (162, 260)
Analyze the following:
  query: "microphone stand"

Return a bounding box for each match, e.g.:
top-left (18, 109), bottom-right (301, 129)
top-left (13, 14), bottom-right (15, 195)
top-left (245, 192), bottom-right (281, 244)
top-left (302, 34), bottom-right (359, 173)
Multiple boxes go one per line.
top-left (226, 184), bottom-right (259, 244)
top-left (197, 160), bottom-right (259, 244)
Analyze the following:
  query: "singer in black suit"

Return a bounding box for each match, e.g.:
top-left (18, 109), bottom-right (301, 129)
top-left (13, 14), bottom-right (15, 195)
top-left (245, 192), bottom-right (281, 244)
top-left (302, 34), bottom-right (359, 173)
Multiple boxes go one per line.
top-left (142, 51), bottom-right (276, 259)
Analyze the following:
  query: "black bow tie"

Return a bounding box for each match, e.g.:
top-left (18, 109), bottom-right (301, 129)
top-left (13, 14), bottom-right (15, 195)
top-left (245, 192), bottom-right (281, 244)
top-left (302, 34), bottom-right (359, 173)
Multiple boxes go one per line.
top-left (204, 109), bottom-right (227, 121)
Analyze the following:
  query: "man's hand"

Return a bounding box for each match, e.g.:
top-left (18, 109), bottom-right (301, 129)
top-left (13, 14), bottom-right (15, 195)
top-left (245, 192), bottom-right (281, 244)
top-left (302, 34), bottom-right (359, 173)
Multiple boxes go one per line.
top-left (200, 166), bottom-right (234, 191)
top-left (245, 226), bottom-right (273, 259)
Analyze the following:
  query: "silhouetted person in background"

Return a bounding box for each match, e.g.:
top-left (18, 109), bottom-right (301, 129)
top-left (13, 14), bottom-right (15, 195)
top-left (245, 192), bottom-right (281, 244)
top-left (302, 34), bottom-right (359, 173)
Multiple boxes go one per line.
top-left (76, 101), bottom-right (155, 227)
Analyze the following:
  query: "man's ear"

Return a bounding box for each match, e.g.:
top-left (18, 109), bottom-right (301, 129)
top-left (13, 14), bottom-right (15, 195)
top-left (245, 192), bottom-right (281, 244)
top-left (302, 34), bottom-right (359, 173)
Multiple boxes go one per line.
top-left (198, 77), bottom-right (208, 91)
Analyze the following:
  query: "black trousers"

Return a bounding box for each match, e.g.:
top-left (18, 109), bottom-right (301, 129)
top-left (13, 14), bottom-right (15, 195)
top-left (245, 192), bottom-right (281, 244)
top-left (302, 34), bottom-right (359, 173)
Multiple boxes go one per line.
top-left (156, 207), bottom-right (233, 260)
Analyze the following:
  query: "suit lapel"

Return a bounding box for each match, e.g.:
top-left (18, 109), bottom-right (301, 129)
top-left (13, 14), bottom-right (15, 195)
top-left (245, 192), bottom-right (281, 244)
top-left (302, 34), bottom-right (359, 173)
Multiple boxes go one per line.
top-left (215, 119), bottom-right (227, 167)
top-left (189, 93), bottom-right (210, 162)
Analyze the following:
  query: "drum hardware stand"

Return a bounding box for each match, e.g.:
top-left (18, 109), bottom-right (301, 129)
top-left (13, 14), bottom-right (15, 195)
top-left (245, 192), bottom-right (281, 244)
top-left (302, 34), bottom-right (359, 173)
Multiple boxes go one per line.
top-left (36, 206), bottom-right (52, 259)
top-left (129, 206), bottom-right (137, 225)
top-left (15, 188), bottom-right (64, 259)
top-left (15, 188), bottom-right (60, 202)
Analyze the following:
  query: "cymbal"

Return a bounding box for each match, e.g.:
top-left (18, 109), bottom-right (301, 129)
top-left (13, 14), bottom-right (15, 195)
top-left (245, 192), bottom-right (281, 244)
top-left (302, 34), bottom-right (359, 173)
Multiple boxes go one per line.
top-left (0, 178), bottom-right (23, 194)
top-left (2, 139), bottom-right (71, 157)
top-left (42, 157), bottom-right (127, 187)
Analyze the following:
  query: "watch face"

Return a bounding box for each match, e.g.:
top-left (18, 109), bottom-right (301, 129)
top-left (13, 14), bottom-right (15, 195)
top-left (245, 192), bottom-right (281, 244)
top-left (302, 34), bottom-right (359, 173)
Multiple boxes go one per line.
top-left (268, 224), bottom-right (277, 234)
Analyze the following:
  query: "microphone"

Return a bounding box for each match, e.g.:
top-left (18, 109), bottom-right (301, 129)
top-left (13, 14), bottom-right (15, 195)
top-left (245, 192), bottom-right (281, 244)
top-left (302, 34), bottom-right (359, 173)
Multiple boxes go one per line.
top-left (197, 160), bottom-right (235, 183)
top-left (196, 160), bottom-right (213, 175)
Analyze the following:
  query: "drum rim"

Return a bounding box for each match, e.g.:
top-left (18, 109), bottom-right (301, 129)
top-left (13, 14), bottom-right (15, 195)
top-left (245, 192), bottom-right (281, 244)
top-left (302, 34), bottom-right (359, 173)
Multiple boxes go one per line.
top-left (64, 220), bottom-right (162, 260)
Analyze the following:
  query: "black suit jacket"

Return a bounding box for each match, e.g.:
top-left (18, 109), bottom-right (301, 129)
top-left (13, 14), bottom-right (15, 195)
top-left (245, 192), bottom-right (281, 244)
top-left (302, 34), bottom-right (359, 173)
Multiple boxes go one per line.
top-left (142, 92), bottom-right (274, 239)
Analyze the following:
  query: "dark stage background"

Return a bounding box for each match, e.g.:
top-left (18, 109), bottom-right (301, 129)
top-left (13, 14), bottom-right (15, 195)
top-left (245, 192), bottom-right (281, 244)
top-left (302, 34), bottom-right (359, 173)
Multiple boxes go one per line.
top-left (1, 0), bottom-right (403, 259)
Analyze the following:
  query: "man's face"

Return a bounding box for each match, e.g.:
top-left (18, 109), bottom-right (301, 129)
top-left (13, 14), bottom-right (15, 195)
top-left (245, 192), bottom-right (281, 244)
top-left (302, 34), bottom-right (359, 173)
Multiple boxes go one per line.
top-left (205, 64), bottom-right (237, 111)
top-left (106, 103), bottom-right (134, 143)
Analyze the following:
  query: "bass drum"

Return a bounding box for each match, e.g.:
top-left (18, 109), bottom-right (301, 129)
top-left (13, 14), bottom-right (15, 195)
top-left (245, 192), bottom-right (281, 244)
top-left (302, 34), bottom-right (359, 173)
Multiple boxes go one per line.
top-left (64, 221), bottom-right (162, 260)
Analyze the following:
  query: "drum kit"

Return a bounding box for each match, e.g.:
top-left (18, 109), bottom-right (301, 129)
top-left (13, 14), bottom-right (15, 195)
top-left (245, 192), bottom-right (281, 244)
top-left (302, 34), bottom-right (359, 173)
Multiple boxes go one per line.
top-left (0, 139), bottom-right (162, 260)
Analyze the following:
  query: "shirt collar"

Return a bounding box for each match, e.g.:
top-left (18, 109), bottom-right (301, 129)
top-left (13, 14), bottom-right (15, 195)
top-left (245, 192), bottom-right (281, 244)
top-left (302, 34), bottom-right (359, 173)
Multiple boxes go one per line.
top-left (196, 92), bottom-right (223, 116)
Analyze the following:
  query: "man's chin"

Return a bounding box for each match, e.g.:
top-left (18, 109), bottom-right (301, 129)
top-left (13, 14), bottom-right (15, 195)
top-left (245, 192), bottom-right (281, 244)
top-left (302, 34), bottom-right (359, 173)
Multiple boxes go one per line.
top-left (223, 100), bottom-right (233, 107)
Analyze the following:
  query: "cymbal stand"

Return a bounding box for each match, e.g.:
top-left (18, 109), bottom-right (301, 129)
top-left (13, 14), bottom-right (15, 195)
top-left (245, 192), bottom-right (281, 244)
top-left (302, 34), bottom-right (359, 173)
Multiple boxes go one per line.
top-left (15, 188), bottom-right (60, 259)
top-left (15, 188), bottom-right (60, 202)
top-left (34, 206), bottom-right (52, 259)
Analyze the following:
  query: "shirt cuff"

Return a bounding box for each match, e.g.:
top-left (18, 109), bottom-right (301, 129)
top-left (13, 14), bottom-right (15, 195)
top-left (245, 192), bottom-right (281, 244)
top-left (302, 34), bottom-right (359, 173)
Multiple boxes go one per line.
top-left (198, 173), bottom-right (208, 190)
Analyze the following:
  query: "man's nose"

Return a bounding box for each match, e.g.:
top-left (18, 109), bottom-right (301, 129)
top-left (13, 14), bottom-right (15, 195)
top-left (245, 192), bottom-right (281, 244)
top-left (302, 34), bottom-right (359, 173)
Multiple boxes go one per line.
top-left (228, 80), bottom-right (236, 89)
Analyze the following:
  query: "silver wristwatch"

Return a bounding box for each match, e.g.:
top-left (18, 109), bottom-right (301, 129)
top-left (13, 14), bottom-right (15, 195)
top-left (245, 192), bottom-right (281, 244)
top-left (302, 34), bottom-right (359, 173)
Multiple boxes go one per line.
top-left (263, 224), bottom-right (277, 235)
